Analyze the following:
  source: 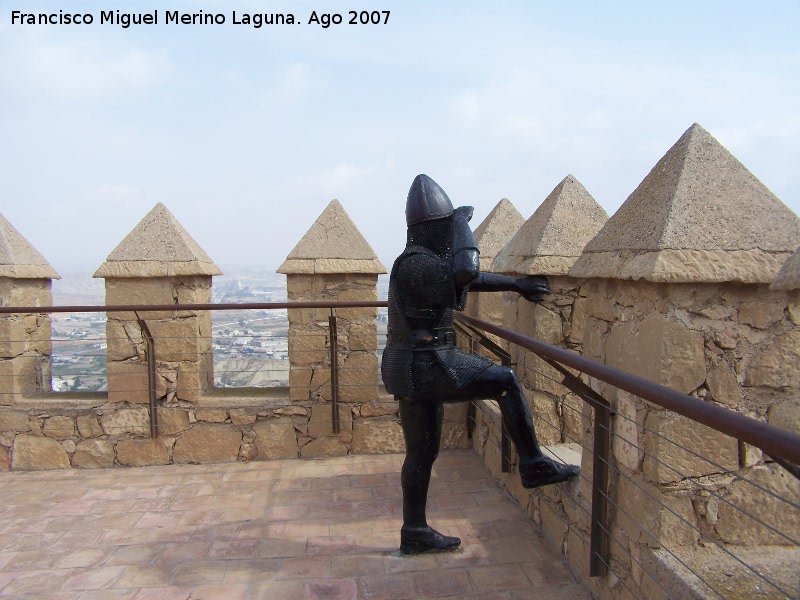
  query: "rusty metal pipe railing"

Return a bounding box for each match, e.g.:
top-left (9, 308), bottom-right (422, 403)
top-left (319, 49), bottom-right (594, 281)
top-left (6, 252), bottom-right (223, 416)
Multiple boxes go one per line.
top-left (135, 313), bottom-right (158, 438)
top-left (455, 312), bottom-right (800, 468)
top-left (0, 301), bottom-right (388, 314)
top-left (329, 312), bottom-right (340, 435)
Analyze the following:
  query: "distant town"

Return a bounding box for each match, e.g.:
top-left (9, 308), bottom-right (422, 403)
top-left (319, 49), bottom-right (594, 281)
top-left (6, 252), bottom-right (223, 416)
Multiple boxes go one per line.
top-left (50, 269), bottom-right (388, 392)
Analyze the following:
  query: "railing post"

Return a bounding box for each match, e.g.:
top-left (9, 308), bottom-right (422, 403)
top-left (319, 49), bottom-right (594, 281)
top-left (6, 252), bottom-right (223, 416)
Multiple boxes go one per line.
top-left (329, 312), bottom-right (340, 435)
top-left (136, 314), bottom-right (158, 439)
top-left (500, 353), bottom-right (512, 473)
top-left (590, 397), bottom-right (611, 577)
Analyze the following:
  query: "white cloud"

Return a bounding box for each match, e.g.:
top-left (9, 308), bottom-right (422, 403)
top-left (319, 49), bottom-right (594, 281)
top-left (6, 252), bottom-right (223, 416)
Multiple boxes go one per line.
top-left (1, 32), bottom-right (170, 102)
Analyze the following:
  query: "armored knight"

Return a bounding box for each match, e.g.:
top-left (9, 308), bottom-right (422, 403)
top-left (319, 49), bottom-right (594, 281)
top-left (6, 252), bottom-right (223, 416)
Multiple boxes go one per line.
top-left (382, 174), bottom-right (580, 555)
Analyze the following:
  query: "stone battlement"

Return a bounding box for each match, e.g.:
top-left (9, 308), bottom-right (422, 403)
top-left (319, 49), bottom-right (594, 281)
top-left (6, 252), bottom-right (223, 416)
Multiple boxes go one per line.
top-left (1, 123), bottom-right (799, 599)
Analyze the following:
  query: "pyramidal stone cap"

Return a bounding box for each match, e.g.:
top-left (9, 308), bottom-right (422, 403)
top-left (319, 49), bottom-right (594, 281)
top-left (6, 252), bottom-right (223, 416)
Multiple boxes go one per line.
top-left (0, 212), bottom-right (60, 279)
top-left (570, 123), bottom-right (800, 283)
top-left (492, 175), bottom-right (608, 276)
top-left (93, 203), bottom-right (222, 278)
top-left (277, 199), bottom-right (386, 274)
top-left (771, 245), bottom-right (800, 290)
top-left (472, 198), bottom-right (525, 271)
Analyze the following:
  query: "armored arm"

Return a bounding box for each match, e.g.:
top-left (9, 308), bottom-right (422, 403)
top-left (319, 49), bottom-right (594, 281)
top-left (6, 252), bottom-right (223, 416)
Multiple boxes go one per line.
top-left (470, 273), bottom-right (551, 302)
top-left (452, 206), bottom-right (480, 287)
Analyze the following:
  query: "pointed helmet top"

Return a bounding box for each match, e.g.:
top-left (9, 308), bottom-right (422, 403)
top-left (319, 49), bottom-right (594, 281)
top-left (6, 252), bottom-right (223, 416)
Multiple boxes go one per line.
top-left (405, 174), bottom-right (454, 226)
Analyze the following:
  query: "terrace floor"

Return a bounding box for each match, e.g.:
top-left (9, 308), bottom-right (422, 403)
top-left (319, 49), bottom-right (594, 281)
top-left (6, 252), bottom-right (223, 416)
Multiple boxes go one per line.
top-left (0, 450), bottom-right (591, 599)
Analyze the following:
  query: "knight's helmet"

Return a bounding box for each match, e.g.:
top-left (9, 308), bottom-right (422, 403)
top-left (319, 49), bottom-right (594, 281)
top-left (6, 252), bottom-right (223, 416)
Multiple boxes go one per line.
top-left (405, 174), bottom-right (454, 255)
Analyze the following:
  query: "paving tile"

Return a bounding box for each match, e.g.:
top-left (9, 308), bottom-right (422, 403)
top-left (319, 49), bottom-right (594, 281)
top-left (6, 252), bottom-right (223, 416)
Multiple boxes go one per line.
top-left (0, 531), bottom-right (64, 552)
top-left (330, 554), bottom-right (386, 578)
top-left (5, 549), bottom-right (63, 570)
top-left (131, 586), bottom-right (194, 600)
top-left (413, 567), bottom-right (474, 597)
top-left (332, 486), bottom-right (373, 502)
top-left (283, 518), bottom-right (330, 538)
top-left (101, 528), bottom-right (153, 546)
top-left (236, 520), bottom-right (286, 540)
top-left (207, 539), bottom-right (261, 560)
top-left (170, 560), bottom-right (229, 586)
top-left (257, 537), bottom-right (307, 559)
top-left (61, 565), bottom-right (125, 590)
top-left (510, 584), bottom-right (591, 599)
top-left (520, 560), bottom-right (578, 586)
top-left (310, 475), bottom-right (352, 490)
top-left (430, 491), bottom-right (480, 510)
top-left (306, 535), bottom-right (357, 556)
top-left (54, 547), bottom-right (114, 569)
top-left (222, 558), bottom-right (283, 584)
top-left (244, 579), bottom-right (304, 599)
top-left (305, 577), bottom-right (358, 600)
top-left (359, 572), bottom-right (416, 600)
top-left (384, 552), bottom-right (441, 575)
top-left (468, 563), bottom-right (531, 592)
top-left (276, 555), bottom-right (332, 580)
top-left (114, 564), bottom-right (177, 588)
top-left (104, 543), bottom-right (165, 566)
top-left (80, 589), bottom-right (138, 599)
top-left (158, 540), bottom-right (212, 564)
top-left (305, 503), bottom-right (352, 519)
top-left (189, 583), bottom-right (250, 599)
top-left (53, 529), bottom-right (106, 549)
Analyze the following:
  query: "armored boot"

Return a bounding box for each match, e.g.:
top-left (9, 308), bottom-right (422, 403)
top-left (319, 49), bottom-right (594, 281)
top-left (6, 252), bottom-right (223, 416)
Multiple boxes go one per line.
top-left (519, 456), bottom-right (580, 489)
top-left (400, 525), bottom-right (461, 555)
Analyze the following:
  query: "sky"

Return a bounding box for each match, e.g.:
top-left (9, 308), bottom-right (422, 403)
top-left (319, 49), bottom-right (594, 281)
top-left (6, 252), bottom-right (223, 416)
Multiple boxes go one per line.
top-left (1, 1), bottom-right (799, 276)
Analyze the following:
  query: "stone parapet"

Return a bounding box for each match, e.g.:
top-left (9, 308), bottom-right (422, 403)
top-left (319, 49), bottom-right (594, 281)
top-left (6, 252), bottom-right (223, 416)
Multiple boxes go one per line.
top-left (487, 177), bottom-right (605, 447)
top-left (772, 244), bottom-right (800, 291)
top-left (1, 390), bottom-right (448, 470)
top-left (277, 200), bottom-right (386, 276)
top-left (0, 214), bottom-right (59, 406)
top-left (94, 204), bottom-right (221, 407)
top-left (462, 126), bottom-right (800, 598)
top-left (493, 175), bottom-right (607, 277)
top-left (570, 123), bottom-right (800, 283)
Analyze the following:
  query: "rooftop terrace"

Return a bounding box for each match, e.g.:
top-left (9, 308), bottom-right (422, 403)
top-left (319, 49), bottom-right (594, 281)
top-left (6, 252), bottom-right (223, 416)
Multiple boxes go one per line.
top-left (0, 450), bottom-right (589, 599)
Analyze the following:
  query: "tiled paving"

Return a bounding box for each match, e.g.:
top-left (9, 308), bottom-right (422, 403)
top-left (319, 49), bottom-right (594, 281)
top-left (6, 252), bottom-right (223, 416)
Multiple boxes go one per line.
top-left (0, 450), bottom-right (591, 599)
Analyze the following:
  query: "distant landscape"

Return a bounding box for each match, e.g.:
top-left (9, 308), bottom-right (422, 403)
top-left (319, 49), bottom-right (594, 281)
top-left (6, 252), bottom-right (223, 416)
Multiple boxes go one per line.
top-left (49, 269), bottom-right (388, 392)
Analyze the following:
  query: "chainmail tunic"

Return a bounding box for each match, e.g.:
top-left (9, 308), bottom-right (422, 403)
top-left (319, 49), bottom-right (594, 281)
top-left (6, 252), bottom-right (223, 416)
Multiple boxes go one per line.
top-left (381, 221), bottom-right (494, 399)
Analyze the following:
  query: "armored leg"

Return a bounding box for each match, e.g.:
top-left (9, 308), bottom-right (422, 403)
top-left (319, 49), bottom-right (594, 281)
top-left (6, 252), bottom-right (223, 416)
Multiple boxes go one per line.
top-left (398, 398), bottom-right (460, 554)
top-left (428, 364), bottom-right (580, 489)
top-left (469, 365), bottom-right (580, 488)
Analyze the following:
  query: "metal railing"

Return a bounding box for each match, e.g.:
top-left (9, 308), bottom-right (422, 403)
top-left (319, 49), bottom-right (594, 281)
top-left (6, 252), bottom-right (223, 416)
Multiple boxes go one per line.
top-left (455, 312), bottom-right (800, 599)
top-left (1, 301), bottom-right (385, 438)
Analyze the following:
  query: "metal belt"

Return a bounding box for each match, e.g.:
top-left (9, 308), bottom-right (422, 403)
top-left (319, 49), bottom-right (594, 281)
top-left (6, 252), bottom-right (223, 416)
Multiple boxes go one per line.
top-left (387, 328), bottom-right (456, 350)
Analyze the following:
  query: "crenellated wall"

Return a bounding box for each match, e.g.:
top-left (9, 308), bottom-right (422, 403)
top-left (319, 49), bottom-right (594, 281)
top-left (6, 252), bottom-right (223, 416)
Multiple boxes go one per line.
top-left (470, 124), bottom-right (800, 599)
top-left (0, 196), bottom-right (469, 471)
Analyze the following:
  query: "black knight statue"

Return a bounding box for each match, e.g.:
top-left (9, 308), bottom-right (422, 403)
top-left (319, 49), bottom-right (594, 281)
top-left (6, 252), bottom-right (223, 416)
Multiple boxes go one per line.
top-left (382, 174), bottom-right (580, 555)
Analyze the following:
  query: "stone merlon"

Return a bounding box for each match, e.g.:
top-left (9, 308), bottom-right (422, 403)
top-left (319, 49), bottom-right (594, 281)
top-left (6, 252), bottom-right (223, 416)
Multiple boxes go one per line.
top-left (0, 212), bottom-right (60, 279)
top-left (277, 199), bottom-right (386, 275)
top-left (93, 203), bottom-right (222, 278)
top-left (472, 198), bottom-right (525, 272)
top-left (492, 175), bottom-right (608, 276)
top-left (771, 245), bottom-right (800, 290)
top-left (570, 123), bottom-right (800, 283)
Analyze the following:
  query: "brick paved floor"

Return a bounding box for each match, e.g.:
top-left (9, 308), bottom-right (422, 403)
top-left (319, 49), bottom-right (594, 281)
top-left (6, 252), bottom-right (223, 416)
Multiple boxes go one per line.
top-left (0, 450), bottom-right (591, 599)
